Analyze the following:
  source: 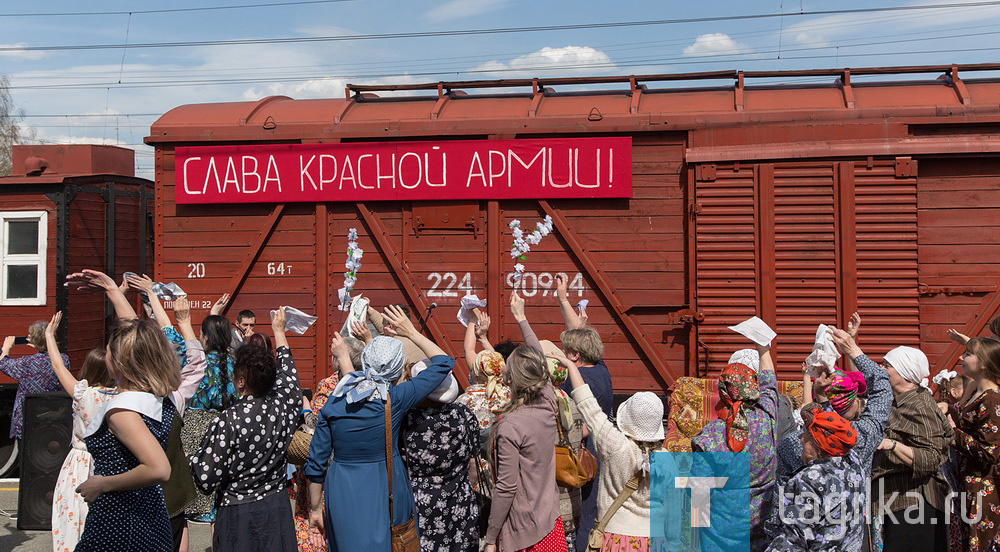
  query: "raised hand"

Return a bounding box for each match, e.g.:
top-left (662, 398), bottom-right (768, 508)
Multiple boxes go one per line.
top-left (474, 310), bottom-right (491, 338)
top-left (210, 293), bottom-right (231, 316)
top-left (173, 297), bottom-right (191, 323)
top-left (66, 270), bottom-right (118, 293)
top-left (125, 273), bottom-right (155, 294)
top-left (947, 329), bottom-right (970, 346)
top-left (382, 305), bottom-right (417, 339)
top-left (846, 312), bottom-right (861, 339)
top-left (45, 311), bottom-right (63, 339)
top-left (350, 320), bottom-right (372, 344)
top-left (555, 273), bottom-right (569, 302)
top-left (509, 291), bottom-right (526, 322)
top-left (272, 306), bottom-right (287, 334)
top-left (829, 326), bottom-right (862, 358)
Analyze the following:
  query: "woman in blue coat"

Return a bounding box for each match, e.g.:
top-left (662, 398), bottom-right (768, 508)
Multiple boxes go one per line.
top-left (304, 304), bottom-right (454, 552)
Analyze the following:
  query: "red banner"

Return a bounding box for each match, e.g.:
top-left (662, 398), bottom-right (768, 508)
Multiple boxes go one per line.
top-left (174, 137), bottom-right (631, 204)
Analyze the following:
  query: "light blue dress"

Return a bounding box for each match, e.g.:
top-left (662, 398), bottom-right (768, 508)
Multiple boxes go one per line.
top-left (304, 354), bottom-right (454, 552)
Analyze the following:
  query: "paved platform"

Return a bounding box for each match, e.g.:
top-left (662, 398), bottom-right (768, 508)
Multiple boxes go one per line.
top-left (0, 479), bottom-right (213, 552)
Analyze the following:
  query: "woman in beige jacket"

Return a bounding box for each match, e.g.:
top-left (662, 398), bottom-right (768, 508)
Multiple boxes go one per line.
top-left (485, 345), bottom-right (566, 552)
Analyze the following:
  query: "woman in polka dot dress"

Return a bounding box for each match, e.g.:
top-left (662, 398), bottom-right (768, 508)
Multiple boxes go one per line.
top-left (44, 313), bottom-right (117, 552)
top-left (188, 307), bottom-right (303, 552)
top-left (73, 318), bottom-right (182, 552)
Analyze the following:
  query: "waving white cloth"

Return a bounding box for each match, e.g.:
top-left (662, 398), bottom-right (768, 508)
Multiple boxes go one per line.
top-left (270, 306), bottom-right (317, 335)
top-left (804, 324), bottom-right (841, 377)
top-left (457, 294), bottom-right (487, 327)
top-left (728, 317), bottom-right (776, 348)
top-left (883, 346), bottom-right (930, 387)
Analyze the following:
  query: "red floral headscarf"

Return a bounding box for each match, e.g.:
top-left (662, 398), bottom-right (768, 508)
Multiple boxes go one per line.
top-left (807, 410), bottom-right (857, 457)
top-left (716, 363), bottom-right (760, 453)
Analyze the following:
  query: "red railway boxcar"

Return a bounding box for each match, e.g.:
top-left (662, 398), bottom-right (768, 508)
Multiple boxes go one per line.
top-left (147, 63), bottom-right (1000, 394)
top-left (0, 144), bottom-right (153, 376)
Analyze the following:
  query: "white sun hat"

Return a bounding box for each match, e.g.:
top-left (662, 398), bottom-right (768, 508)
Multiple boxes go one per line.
top-left (409, 360), bottom-right (459, 403)
top-left (616, 391), bottom-right (665, 442)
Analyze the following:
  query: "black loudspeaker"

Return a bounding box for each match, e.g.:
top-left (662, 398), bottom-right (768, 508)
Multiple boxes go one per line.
top-left (17, 391), bottom-right (72, 531)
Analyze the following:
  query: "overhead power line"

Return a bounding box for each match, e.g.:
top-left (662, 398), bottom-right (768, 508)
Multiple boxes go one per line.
top-left (0, 0), bottom-right (355, 17)
top-left (3, 1), bottom-right (1000, 52)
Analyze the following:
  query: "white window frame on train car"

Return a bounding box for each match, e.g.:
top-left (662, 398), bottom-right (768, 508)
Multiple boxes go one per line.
top-left (0, 211), bottom-right (47, 306)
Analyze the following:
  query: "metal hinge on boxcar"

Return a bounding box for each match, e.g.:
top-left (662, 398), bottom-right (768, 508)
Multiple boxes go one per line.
top-left (918, 284), bottom-right (997, 296)
top-left (666, 309), bottom-right (704, 325)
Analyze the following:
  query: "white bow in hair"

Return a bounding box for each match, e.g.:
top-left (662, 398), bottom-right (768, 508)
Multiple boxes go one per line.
top-left (932, 369), bottom-right (959, 385)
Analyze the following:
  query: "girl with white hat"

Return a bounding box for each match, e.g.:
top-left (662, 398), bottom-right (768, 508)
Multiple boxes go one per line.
top-left (548, 349), bottom-right (669, 552)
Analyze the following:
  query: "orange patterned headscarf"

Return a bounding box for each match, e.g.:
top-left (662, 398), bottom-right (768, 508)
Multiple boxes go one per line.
top-left (807, 410), bottom-right (857, 457)
top-left (716, 363), bottom-right (760, 453)
top-left (474, 351), bottom-right (507, 401)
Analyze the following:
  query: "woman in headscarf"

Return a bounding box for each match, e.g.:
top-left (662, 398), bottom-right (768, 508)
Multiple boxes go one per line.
top-left (304, 305), bottom-right (455, 552)
top-left (955, 338), bottom-right (1000, 552)
top-left (458, 311), bottom-right (512, 435)
top-left (769, 325), bottom-right (892, 549)
top-left (870, 345), bottom-right (953, 552)
top-left (400, 360), bottom-right (479, 552)
top-left (691, 338), bottom-right (777, 551)
top-left (766, 405), bottom-right (863, 551)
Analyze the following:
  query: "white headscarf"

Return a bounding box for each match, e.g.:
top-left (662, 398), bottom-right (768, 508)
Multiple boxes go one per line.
top-left (883, 346), bottom-right (930, 388)
top-left (728, 348), bottom-right (760, 372)
top-left (332, 336), bottom-right (405, 403)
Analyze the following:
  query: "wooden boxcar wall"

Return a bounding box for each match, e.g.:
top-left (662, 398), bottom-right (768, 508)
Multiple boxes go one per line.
top-left (154, 134), bottom-right (689, 392)
top-left (0, 191), bottom-right (58, 373)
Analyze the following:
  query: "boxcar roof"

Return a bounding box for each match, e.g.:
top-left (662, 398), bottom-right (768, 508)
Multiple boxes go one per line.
top-left (147, 63), bottom-right (1000, 144)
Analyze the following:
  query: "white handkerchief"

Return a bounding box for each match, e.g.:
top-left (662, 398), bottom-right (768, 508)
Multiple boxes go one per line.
top-left (337, 288), bottom-right (350, 311)
top-left (348, 296), bottom-right (369, 328)
top-left (804, 324), bottom-right (841, 378)
top-left (457, 294), bottom-right (488, 327)
top-left (271, 306), bottom-right (318, 335)
top-left (576, 299), bottom-right (589, 312)
top-left (152, 282), bottom-right (187, 301)
top-left (727, 316), bottom-right (776, 347)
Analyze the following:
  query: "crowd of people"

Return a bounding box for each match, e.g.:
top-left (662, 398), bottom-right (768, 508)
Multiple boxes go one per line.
top-left (1, 268), bottom-right (1000, 552)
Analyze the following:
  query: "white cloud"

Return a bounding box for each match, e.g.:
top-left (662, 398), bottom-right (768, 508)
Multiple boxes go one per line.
top-left (470, 46), bottom-right (615, 78)
top-left (424, 0), bottom-right (511, 22)
top-left (682, 33), bottom-right (752, 57)
top-left (0, 43), bottom-right (49, 60)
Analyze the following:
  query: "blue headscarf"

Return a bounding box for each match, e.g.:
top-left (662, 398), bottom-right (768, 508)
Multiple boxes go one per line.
top-left (332, 336), bottom-right (405, 404)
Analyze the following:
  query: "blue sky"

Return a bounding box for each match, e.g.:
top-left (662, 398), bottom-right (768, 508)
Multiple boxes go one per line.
top-left (3, 0), bottom-right (1000, 178)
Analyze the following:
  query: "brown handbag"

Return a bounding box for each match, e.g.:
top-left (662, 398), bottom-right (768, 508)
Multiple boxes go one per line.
top-left (549, 399), bottom-right (592, 489)
top-left (385, 395), bottom-right (420, 552)
top-left (587, 474), bottom-right (640, 551)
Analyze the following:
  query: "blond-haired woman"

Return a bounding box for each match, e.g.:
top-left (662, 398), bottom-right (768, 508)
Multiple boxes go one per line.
top-left (485, 345), bottom-right (565, 552)
top-left (73, 318), bottom-right (182, 552)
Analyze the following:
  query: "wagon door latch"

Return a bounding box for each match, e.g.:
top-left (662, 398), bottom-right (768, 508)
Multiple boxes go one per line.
top-left (666, 309), bottom-right (704, 325)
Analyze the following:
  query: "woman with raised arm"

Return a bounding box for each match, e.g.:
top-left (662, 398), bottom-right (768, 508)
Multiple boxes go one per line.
top-left (484, 345), bottom-right (565, 552)
top-left (457, 310), bottom-right (512, 435)
top-left (0, 319), bottom-right (65, 444)
top-left (291, 334), bottom-right (365, 552)
top-left (181, 305), bottom-right (238, 524)
top-left (188, 307), bottom-right (303, 552)
top-left (305, 305), bottom-right (454, 552)
top-left (72, 318), bottom-right (181, 552)
top-left (552, 347), bottom-right (674, 552)
top-left (46, 312), bottom-right (117, 552)
top-left (400, 358), bottom-right (478, 552)
top-left (692, 334), bottom-right (778, 551)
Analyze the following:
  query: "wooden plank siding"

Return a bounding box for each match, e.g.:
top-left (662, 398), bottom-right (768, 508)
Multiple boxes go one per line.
top-left (917, 158), bottom-right (1000, 367)
top-left (154, 134), bottom-right (690, 392)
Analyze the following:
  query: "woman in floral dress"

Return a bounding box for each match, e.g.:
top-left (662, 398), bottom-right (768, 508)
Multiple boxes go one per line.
top-left (401, 360), bottom-right (479, 552)
top-left (44, 313), bottom-right (116, 552)
top-left (955, 337), bottom-right (1000, 552)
